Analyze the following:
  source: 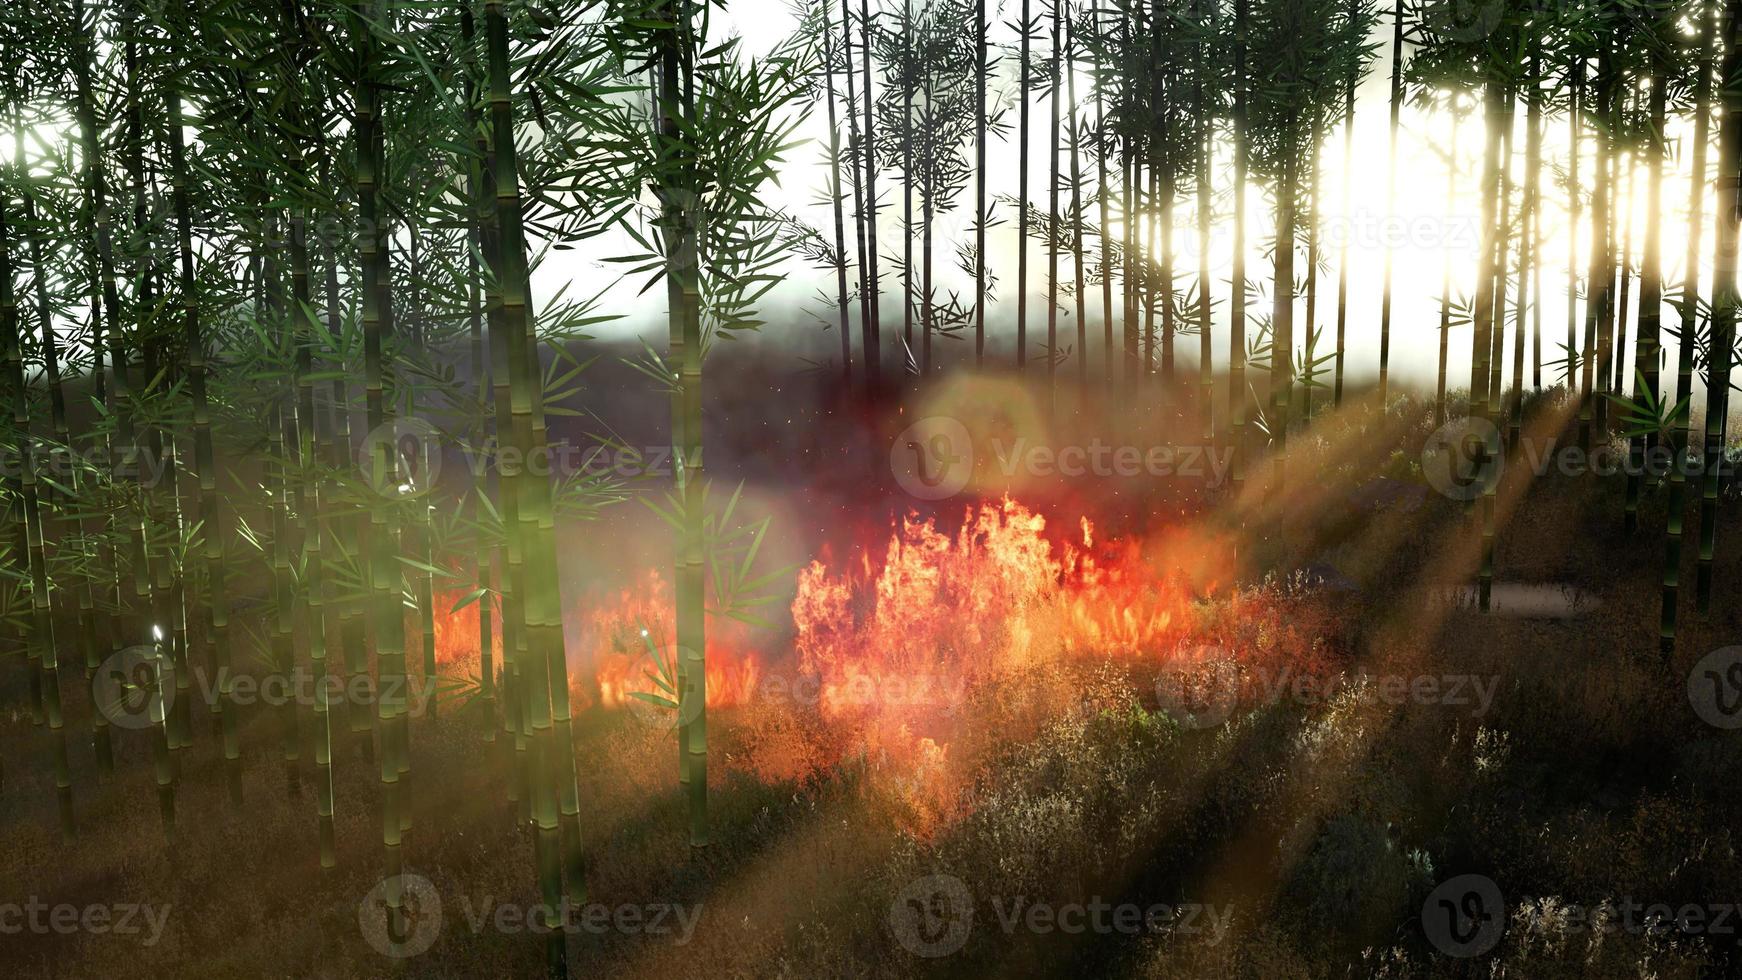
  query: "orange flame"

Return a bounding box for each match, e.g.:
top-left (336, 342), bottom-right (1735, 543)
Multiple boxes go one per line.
top-left (795, 496), bottom-right (1210, 697)
top-left (581, 569), bottom-right (763, 713)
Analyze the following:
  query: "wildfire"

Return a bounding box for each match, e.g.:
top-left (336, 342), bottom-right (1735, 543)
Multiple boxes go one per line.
top-left (795, 497), bottom-right (1215, 697)
top-left (581, 569), bottom-right (763, 713)
top-left (431, 496), bottom-right (1245, 804)
top-left (427, 568), bottom-right (763, 714)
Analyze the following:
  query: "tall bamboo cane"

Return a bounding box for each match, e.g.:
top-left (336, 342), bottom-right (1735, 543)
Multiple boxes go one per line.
top-left (1697, 0), bottom-right (1742, 612)
top-left (353, 0), bottom-right (408, 948)
top-left (1068, 7), bottom-right (1087, 391)
top-left (121, 18), bottom-right (173, 827)
top-left (487, 3), bottom-right (587, 956)
top-left (1629, 37), bottom-right (1666, 534)
top-left (1436, 98), bottom-right (1458, 427)
top-left (1664, 0), bottom-right (1717, 652)
top-left (655, 0), bottom-right (710, 850)
top-left (976, 0), bottom-right (988, 366)
top-left (459, 2), bottom-right (497, 739)
top-left (1376, 0), bottom-right (1402, 405)
top-left (1018, 0), bottom-right (1031, 368)
top-left (1229, 0), bottom-right (1247, 491)
top-left (1046, 0), bottom-right (1061, 400)
top-left (824, 9), bottom-right (853, 379)
top-left (1, 128), bottom-right (71, 837)
top-left (1332, 0), bottom-right (1354, 408)
top-left (860, 0), bottom-right (881, 377)
top-left (1094, 7), bottom-right (1112, 382)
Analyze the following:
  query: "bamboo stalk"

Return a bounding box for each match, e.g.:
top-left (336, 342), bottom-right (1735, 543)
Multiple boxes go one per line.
top-left (72, 0), bottom-right (122, 775)
top-left (976, 0), bottom-right (988, 367)
top-left (1697, 0), bottom-right (1742, 612)
top-left (824, 8), bottom-right (853, 379)
top-left (121, 21), bottom-right (172, 828)
top-left (1376, 0), bottom-right (1402, 405)
top-left (1664, 0), bottom-right (1717, 654)
top-left (1017, 0), bottom-right (1030, 369)
top-left (1068, 6), bottom-right (1087, 393)
top-left (1629, 40), bottom-right (1666, 534)
top-left (859, 0), bottom-right (881, 378)
top-left (1, 121), bottom-right (72, 837)
top-left (460, 3), bottom-right (497, 735)
top-left (1046, 0), bottom-right (1061, 397)
top-left (1229, 0), bottom-right (1246, 490)
top-left (353, 0), bottom-right (407, 947)
top-left (487, 5), bottom-right (583, 969)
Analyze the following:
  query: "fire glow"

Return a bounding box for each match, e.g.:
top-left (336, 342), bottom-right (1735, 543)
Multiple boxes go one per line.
top-left (434, 497), bottom-right (1248, 763)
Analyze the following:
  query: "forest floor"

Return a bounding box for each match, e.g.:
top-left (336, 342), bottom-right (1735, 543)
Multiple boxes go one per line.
top-left (3, 362), bottom-right (1742, 979)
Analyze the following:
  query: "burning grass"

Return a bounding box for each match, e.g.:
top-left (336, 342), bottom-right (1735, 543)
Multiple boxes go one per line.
top-left (421, 494), bottom-right (1343, 837)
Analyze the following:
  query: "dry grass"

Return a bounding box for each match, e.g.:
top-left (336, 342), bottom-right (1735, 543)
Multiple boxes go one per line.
top-left (3, 390), bottom-right (1741, 978)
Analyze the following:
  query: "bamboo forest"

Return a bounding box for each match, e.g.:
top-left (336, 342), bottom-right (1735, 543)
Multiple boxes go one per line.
top-left (5, 0), bottom-right (1742, 975)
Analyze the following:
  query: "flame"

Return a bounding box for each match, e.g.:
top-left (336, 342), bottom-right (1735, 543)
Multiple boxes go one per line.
top-left (428, 567), bottom-right (762, 713)
top-left (430, 582), bottom-right (491, 671)
top-left (777, 496), bottom-right (1245, 827)
top-left (579, 569), bottom-right (762, 713)
top-left (795, 496), bottom-right (1208, 696)
top-left (428, 497), bottom-right (1256, 811)
top-left (433, 496), bottom-right (1227, 720)
top-left (416, 491), bottom-right (1346, 840)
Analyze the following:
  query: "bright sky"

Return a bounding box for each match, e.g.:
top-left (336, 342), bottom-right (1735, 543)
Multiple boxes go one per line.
top-left (3, 6), bottom-right (1716, 407)
top-left (557, 2), bottom-right (1723, 408)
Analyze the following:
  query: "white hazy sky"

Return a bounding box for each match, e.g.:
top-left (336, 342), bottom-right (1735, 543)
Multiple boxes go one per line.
top-left (548, 2), bottom-right (1725, 407)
